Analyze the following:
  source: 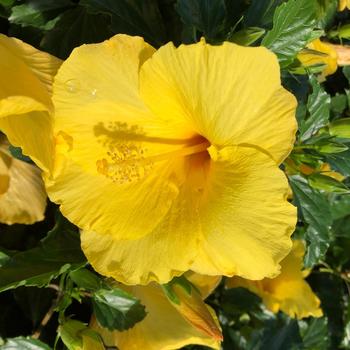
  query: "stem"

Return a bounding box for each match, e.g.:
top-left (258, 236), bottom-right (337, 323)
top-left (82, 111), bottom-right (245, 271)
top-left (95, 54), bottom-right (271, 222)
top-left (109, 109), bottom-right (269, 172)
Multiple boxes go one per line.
top-left (32, 303), bottom-right (56, 339)
top-left (32, 282), bottom-right (64, 340)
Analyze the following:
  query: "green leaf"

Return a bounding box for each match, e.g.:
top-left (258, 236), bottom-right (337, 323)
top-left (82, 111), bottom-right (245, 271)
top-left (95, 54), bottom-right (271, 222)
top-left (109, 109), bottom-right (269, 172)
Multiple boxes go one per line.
top-left (249, 317), bottom-right (303, 350)
top-left (41, 6), bottom-right (113, 59)
top-left (300, 76), bottom-right (331, 141)
top-left (8, 145), bottom-right (33, 164)
top-left (289, 175), bottom-right (332, 267)
top-left (315, 0), bottom-right (337, 29)
top-left (311, 140), bottom-right (348, 154)
top-left (329, 118), bottom-right (350, 138)
top-left (244, 0), bottom-right (285, 29)
top-left (331, 94), bottom-right (348, 115)
top-left (341, 320), bottom-right (350, 349)
top-left (0, 337), bottom-right (51, 349)
top-left (0, 0), bottom-right (15, 7)
top-left (330, 195), bottom-right (350, 220)
top-left (0, 251), bottom-right (10, 267)
top-left (262, 0), bottom-right (317, 68)
top-left (161, 275), bottom-right (194, 305)
top-left (175, 0), bottom-right (226, 41)
top-left (69, 268), bottom-right (104, 291)
top-left (329, 24), bottom-right (350, 40)
top-left (326, 149), bottom-right (350, 175)
top-left (307, 173), bottom-right (349, 193)
top-left (58, 320), bottom-right (85, 350)
top-left (0, 215), bottom-right (86, 292)
top-left (228, 27), bottom-right (265, 46)
top-left (81, 0), bottom-right (166, 47)
top-left (13, 287), bottom-right (55, 329)
top-left (299, 318), bottom-right (329, 350)
top-left (9, 0), bottom-right (73, 30)
top-left (59, 320), bottom-right (104, 350)
top-left (92, 288), bottom-right (146, 331)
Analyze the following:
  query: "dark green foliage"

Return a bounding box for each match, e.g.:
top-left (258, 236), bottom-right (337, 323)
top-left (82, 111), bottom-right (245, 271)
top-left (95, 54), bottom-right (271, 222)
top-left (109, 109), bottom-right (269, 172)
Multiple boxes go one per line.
top-left (92, 288), bottom-right (146, 331)
top-left (0, 215), bottom-right (86, 292)
top-left (0, 337), bottom-right (52, 349)
top-left (262, 0), bottom-right (317, 67)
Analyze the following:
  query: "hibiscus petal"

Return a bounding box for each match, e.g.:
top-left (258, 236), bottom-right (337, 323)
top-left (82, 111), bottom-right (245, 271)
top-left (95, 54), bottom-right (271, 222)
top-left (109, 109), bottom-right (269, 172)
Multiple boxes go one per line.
top-left (91, 283), bottom-right (220, 350)
top-left (0, 35), bottom-right (61, 172)
top-left (80, 179), bottom-right (201, 284)
top-left (50, 34), bottom-right (201, 239)
top-left (191, 145), bottom-right (296, 280)
top-left (0, 149), bottom-right (46, 225)
top-left (139, 40), bottom-right (297, 164)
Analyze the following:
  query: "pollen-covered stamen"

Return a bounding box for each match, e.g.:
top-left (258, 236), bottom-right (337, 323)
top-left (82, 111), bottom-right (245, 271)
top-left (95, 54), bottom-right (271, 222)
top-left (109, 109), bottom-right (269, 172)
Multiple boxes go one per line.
top-left (97, 139), bottom-right (210, 184)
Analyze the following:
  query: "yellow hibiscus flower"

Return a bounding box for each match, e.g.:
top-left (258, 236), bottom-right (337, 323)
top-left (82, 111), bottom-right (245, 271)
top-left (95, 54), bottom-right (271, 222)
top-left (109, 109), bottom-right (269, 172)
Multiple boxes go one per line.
top-left (226, 240), bottom-right (323, 319)
top-left (298, 38), bottom-right (350, 78)
top-left (90, 274), bottom-right (222, 350)
top-left (0, 136), bottom-right (46, 224)
top-left (297, 39), bottom-right (338, 77)
top-left (1, 34), bottom-right (297, 285)
top-left (0, 34), bottom-right (61, 173)
top-left (339, 0), bottom-right (350, 11)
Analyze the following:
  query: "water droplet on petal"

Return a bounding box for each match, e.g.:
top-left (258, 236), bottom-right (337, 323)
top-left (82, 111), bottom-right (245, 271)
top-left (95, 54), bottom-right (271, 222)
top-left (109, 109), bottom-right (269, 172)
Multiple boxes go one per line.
top-left (64, 79), bottom-right (80, 93)
top-left (91, 88), bottom-right (97, 98)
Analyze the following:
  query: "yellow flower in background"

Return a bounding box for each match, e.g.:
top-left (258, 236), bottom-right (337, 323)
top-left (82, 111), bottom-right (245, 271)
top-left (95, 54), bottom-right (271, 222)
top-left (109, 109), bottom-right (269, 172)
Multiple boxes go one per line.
top-left (297, 39), bottom-right (338, 77)
top-left (2, 34), bottom-right (297, 285)
top-left (0, 136), bottom-right (46, 224)
top-left (0, 34), bottom-right (61, 173)
top-left (298, 38), bottom-right (350, 78)
top-left (285, 158), bottom-right (345, 182)
top-left (90, 274), bottom-right (222, 350)
top-left (322, 43), bottom-right (350, 67)
top-left (226, 240), bottom-right (323, 319)
top-left (339, 0), bottom-right (350, 11)
top-left (300, 162), bottom-right (345, 182)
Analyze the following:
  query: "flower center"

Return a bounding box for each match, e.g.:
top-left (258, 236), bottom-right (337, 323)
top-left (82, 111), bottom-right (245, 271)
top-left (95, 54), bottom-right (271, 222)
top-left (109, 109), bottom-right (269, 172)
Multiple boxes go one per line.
top-left (96, 136), bottom-right (210, 184)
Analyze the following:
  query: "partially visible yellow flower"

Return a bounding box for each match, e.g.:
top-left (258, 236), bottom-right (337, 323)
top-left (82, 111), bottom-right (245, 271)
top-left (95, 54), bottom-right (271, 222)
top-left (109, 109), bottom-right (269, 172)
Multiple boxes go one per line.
top-left (298, 38), bottom-right (350, 78)
top-left (0, 34), bottom-right (61, 173)
top-left (0, 137), bottom-right (46, 224)
top-left (339, 0), bottom-right (350, 11)
top-left (34, 34), bottom-right (296, 285)
top-left (227, 240), bottom-right (323, 319)
top-left (297, 39), bottom-right (338, 77)
top-left (286, 158), bottom-right (345, 182)
top-left (301, 163), bottom-right (345, 182)
top-left (322, 43), bottom-right (350, 67)
top-left (90, 274), bottom-right (222, 350)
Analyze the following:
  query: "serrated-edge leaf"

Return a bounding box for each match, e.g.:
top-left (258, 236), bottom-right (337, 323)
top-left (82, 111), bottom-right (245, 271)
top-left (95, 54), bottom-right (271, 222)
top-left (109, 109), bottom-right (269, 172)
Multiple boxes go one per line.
top-left (300, 76), bottom-right (331, 141)
top-left (262, 0), bottom-right (317, 67)
top-left (0, 337), bottom-right (52, 350)
top-left (289, 175), bottom-right (332, 266)
top-left (92, 288), bottom-right (146, 331)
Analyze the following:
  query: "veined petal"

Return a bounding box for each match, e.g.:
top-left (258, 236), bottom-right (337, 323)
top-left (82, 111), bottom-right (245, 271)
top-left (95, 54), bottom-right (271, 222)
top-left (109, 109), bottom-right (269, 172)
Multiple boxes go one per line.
top-left (0, 147), bottom-right (46, 225)
top-left (0, 34), bottom-right (60, 114)
top-left (191, 145), bottom-right (296, 280)
top-left (139, 40), bottom-right (297, 164)
top-left (50, 34), bottom-right (201, 239)
top-left (227, 240), bottom-right (323, 319)
top-left (91, 283), bottom-right (220, 350)
top-left (0, 35), bottom-right (61, 173)
top-left (0, 34), bottom-right (61, 96)
top-left (0, 111), bottom-right (55, 173)
top-left (81, 178), bottom-right (202, 284)
top-left (185, 272), bottom-right (221, 299)
top-left (338, 0), bottom-right (350, 11)
top-left (48, 156), bottom-right (179, 241)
